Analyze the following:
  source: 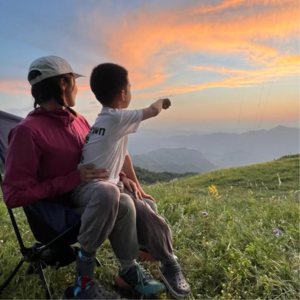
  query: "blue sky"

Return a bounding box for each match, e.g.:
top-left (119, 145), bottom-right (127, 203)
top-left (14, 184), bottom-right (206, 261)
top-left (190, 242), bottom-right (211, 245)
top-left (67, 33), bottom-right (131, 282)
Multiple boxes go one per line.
top-left (0, 0), bottom-right (299, 133)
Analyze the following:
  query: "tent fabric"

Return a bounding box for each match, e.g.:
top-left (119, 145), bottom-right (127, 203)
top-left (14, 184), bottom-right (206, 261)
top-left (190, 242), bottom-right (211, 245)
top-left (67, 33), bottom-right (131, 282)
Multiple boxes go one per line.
top-left (0, 110), bottom-right (23, 154)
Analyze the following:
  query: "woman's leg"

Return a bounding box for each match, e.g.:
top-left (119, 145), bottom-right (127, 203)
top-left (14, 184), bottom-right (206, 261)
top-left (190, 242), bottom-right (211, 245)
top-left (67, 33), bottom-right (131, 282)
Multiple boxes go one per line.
top-left (138, 198), bottom-right (158, 252)
top-left (123, 188), bottom-right (191, 298)
top-left (122, 189), bottom-right (173, 262)
top-left (142, 198), bottom-right (158, 213)
top-left (110, 195), bottom-right (165, 295)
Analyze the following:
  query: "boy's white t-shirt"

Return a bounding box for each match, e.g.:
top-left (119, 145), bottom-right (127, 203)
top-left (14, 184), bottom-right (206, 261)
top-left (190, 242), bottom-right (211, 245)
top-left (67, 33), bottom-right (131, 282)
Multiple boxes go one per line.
top-left (78, 107), bottom-right (143, 184)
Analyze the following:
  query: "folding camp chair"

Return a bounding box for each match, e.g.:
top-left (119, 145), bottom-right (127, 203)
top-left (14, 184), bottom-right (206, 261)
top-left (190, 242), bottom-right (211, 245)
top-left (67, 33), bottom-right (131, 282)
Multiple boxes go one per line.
top-left (0, 110), bottom-right (92, 299)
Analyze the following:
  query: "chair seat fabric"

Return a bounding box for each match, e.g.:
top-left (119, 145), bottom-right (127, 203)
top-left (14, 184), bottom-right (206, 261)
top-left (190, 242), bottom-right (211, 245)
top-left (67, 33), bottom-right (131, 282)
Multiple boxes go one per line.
top-left (24, 200), bottom-right (81, 245)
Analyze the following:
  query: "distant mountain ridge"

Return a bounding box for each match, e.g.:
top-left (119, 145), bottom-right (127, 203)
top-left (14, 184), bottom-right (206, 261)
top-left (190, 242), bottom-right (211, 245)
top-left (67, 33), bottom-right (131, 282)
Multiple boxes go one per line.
top-left (131, 148), bottom-right (217, 173)
top-left (128, 126), bottom-right (299, 172)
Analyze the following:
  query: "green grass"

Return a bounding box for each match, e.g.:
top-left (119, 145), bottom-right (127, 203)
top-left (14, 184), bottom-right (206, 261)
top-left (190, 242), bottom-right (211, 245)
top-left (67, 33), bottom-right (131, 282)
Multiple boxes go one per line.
top-left (0, 156), bottom-right (299, 299)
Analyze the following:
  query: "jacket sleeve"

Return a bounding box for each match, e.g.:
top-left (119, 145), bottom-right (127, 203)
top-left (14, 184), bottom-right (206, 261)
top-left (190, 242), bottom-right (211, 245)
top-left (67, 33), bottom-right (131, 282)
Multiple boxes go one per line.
top-left (2, 125), bottom-right (81, 208)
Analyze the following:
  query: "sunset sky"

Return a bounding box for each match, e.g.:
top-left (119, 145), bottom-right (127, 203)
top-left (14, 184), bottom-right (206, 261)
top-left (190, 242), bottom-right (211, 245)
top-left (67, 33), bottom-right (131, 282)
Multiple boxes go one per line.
top-left (0, 0), bottom-right (299, 133)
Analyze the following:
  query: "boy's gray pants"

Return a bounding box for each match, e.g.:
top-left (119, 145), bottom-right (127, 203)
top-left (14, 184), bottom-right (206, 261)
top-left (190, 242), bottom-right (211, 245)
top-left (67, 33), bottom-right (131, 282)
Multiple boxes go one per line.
top-left (71, 180), bottom-right (174, 263)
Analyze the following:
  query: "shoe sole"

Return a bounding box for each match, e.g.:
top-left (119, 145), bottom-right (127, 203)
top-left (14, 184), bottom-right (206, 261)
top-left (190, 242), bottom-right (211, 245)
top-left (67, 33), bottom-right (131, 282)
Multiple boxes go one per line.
top-left (158, 268), bottom-right (190, 299)
top-left (115, 275), bottom-right (132, 289)
top-left (139, 250), bottom-right (157, 262)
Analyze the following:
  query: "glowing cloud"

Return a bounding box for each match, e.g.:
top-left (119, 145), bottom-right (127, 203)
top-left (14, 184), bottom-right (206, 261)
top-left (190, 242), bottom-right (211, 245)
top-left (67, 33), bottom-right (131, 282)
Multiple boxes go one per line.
top-left (81, 0), bottom-right (298, 93)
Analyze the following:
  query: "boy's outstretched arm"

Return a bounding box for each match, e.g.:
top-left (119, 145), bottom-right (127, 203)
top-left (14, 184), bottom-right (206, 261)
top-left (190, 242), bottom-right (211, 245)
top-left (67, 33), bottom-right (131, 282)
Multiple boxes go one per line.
top-left (122, 154), bottom-right (155, 201)
top-left (142, 98), bottom-right (171, 121)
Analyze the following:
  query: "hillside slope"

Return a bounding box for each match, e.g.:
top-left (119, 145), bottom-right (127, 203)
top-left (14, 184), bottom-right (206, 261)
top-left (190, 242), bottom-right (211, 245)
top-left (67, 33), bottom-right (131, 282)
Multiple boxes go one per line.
top-left (143, 154), bottom-right (299, 299)
top-left (0, 155), bottom-right (299, 299)
top-left (174, 153), bottom-right (299, 191)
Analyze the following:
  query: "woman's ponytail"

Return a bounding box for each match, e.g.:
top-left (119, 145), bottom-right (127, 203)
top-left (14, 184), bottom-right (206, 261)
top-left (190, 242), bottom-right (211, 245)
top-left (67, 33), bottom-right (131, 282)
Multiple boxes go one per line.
top-left (28, 70), bottom-right (78, 117)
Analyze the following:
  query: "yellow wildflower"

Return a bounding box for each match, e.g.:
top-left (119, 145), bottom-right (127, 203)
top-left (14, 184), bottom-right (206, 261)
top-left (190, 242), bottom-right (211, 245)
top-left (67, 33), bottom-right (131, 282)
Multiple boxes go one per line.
top-left (209, 185), bottom-right (221, 198)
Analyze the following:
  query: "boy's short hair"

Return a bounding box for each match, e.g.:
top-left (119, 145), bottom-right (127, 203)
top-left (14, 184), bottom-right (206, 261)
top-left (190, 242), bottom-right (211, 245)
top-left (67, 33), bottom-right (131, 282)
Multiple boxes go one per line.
top-left (90, 63), bottom-right (128, 106)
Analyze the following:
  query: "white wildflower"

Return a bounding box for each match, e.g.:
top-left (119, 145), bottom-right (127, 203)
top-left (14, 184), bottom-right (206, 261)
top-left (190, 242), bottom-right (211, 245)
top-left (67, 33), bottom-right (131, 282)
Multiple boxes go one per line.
top-left (277, 173), bottom-right (282, 186)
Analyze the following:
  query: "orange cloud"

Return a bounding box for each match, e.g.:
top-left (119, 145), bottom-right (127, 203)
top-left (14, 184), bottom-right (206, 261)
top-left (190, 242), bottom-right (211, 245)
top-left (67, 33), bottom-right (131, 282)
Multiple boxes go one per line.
top-left (1, 0), bottom-right (298, 102)
top-left (189, 0), bottom-right (293, 15)
top-left (193, 54), bottom-right (299, 83)
top-left (133, 54), bottom-right (299, 98)
top-left (85, 0), bottom-right (298, 93)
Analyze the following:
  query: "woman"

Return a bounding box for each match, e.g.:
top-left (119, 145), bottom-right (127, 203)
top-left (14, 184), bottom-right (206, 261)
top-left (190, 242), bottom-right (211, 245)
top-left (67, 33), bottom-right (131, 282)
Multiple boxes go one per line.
top-left (2, 56), bottom-right (155, 299)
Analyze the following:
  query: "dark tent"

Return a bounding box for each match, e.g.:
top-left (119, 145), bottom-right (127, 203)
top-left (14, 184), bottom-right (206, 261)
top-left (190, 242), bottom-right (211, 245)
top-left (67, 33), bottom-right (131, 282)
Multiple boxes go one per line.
top-left (0, 110), bottom-right (23, 159)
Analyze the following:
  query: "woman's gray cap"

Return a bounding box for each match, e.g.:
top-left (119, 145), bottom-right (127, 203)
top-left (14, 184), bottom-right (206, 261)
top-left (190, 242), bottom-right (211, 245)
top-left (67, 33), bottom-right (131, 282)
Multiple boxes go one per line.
top-left (28, 55), bottom-right (85, 85)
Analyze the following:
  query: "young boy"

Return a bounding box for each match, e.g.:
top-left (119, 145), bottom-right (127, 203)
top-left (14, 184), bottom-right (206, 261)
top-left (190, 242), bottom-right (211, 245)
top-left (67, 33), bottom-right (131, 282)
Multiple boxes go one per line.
top-left (79, 67), bottom-right (171, 187)
top-left (75, 63), bottom-right (190, 298)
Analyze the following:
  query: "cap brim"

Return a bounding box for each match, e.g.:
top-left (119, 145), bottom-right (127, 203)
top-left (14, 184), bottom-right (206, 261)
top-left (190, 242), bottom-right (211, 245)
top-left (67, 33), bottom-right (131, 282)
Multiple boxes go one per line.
top-left (73, 73), bottom-right (85, 79)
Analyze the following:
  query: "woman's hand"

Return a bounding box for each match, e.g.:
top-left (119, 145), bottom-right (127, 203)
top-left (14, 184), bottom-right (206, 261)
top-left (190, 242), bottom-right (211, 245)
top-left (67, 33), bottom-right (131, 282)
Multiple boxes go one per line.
top-left (121, 176), bottom-right (143, 200)
top-left (121, 176), bottom-right (155, 201)
top-left (79, 165), bottom-right (109, 183)
top-left (140, 190), bottom-right (155, 202)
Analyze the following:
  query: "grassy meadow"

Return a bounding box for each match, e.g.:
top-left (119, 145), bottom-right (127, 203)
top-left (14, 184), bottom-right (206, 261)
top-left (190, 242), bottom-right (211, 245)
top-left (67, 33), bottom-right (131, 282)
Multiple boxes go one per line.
top-left (0, 155), bottom-right (299, 299)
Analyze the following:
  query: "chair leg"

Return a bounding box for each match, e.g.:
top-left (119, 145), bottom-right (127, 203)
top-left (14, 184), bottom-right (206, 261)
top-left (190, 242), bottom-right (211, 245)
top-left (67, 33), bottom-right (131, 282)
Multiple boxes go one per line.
top-left (0, 259), bottom-right (24, 295)
top-left (37, 261), bottom-right (51, 299)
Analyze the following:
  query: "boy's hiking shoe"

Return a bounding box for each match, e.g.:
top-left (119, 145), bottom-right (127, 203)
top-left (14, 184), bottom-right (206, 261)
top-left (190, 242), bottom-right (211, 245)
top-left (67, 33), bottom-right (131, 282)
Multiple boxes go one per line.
top-left (115, 263), bottom-right (166, 295)
top-left (158, 260), bottom-right (190, 299)
top-left (62, 279), bottom-right (120, 299)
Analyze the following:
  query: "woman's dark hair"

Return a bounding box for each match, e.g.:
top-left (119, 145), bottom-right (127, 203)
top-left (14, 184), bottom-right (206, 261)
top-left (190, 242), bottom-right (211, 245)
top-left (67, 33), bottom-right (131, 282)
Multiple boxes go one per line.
top-left (28, 70), bottom-right (78, 117)
top-left (90, 63), bottom-right (128, 106)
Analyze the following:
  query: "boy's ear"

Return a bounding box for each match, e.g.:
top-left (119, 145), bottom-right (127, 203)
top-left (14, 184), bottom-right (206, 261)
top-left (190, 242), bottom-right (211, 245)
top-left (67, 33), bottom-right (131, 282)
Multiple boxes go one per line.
top-left (121, 90), bottom-right (126, 102)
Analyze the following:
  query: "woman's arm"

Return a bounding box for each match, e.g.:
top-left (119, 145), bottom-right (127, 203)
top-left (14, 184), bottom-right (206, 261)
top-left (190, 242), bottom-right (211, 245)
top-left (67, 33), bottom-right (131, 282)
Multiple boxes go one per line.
top-left (2, 125), bottom-right (81, 208)
top-left (2, 125), bottom-right (108, 208)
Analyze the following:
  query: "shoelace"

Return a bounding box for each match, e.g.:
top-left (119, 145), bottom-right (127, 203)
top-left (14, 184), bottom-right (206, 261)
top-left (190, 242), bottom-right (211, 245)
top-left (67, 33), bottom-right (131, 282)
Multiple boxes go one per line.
top-left (124, 264), bottom-right (152, 287)
top-left (136, 265), bottom-right (145, 287)
top-left (125, 264), bottom-right (153, 286)
top-left (136, 264), bottom-right (153, 286)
